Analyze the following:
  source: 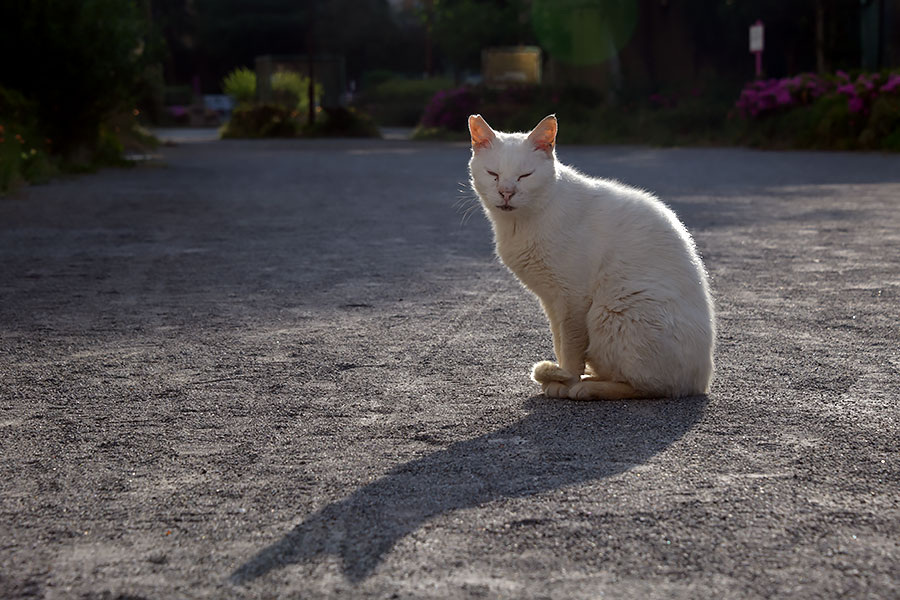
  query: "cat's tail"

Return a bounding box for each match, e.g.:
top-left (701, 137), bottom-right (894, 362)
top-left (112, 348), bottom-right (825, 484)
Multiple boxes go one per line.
top-left (531, 361), bottom-right (574, 385)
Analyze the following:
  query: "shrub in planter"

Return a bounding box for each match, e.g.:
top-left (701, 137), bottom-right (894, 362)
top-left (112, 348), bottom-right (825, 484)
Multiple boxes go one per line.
top-left (271, 71), bottom-right (322, 116)
top-left (221, 104), bottom-right (300, 138)
top-left (222, 67), bottom-right (257, 106)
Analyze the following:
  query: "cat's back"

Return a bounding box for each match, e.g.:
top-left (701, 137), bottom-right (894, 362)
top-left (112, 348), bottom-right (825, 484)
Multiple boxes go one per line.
top-left (556, 164), bottom-right (697, 259)
top-left (553, 163), bottom-right (710, 315)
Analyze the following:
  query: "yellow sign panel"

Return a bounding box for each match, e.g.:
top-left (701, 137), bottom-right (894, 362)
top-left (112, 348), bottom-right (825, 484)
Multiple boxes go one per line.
top-left (483, 47), bottom-right (542, 87)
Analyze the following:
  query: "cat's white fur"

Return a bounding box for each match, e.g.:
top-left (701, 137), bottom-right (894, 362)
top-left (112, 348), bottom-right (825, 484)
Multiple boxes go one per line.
top-left (467, 114), bottom-right (715, 400)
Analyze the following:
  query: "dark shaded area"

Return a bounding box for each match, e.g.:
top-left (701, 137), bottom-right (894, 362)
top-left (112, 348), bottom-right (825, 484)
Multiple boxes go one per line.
top-left (232, 395), bottom-right (706, 583)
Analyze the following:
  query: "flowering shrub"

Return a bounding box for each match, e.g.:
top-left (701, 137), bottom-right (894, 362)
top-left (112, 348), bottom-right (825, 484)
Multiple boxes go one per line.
top-left (734, 70), bottom-right (900, 150)
top-left (737, 71), bottom-right (900, 118)
top-left (735, 73), bottom-right (830, 117)
top-left (420, 86), bottom-right (479, 131)
top-left (835, 71), bottom-right (900, 115)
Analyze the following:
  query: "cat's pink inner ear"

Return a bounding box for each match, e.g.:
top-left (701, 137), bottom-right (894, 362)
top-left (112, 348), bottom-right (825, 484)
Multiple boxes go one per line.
top-left (468, 114), bottom-right (495, 150)
top-left (528, 115), bottom-right (557, 154)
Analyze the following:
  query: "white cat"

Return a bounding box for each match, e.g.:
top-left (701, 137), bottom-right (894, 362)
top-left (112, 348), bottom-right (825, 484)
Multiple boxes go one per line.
top-left (467, 114), bottom-right (715, 400)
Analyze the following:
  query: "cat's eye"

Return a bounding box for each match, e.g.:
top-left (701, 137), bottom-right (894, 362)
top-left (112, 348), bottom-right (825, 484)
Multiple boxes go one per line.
top-left (518, 171), bottom-right (534, 181)
top-left (486, 170), bottom-right (499, 180)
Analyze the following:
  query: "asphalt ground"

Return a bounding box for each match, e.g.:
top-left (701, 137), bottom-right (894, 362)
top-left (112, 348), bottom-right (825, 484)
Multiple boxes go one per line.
top-left (1, 137), bottom-right (898, 599)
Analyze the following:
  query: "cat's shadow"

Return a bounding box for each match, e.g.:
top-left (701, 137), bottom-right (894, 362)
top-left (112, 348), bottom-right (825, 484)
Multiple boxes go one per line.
top-left (230, 394), bottom-right (707, 584)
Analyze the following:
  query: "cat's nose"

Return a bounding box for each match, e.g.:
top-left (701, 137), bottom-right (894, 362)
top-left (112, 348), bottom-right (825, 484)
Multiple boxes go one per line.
top-left (499, 189), bottom-right (516, 202)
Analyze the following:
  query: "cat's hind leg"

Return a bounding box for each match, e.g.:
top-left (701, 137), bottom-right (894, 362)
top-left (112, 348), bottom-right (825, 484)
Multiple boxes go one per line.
top-left (531, 361), bottom-right (576, 399)
top-left (568, 379), bottom-right (644, 401)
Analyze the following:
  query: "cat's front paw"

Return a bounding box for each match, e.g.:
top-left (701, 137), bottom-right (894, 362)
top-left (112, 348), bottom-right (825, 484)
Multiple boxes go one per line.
top-left (568, 382), bottom-right (595, 401)
top-left (542, 381), bottom-right (570, 399)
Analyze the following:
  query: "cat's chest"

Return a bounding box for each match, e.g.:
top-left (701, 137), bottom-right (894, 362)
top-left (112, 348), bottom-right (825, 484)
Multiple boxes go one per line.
top-left (496, 237), bottom-right (558, 295)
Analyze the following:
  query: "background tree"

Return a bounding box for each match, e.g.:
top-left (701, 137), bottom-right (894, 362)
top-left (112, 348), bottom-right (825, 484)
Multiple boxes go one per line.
top-left (430, 0), bottom-right (534, 80)
top-left (0, 0), bottom-right (157, 155)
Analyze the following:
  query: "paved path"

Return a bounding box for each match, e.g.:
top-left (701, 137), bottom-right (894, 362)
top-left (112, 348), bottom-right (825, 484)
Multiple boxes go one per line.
top-left (1, 138), bottom-right (898, 599)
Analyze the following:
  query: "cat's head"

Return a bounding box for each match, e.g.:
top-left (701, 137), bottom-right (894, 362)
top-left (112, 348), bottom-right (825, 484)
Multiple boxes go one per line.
top-left (467, 114), bottom-right (557, 216)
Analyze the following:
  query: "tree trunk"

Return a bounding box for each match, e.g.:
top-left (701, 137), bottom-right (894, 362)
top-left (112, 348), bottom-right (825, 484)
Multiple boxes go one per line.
top-left (815, 0), bottom-right (826, 73)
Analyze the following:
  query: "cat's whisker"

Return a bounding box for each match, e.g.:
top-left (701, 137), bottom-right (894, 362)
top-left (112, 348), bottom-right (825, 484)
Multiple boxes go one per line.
top-left (460, 204), bottom-right (480, 226)
top-left (454, 191), bottom-right (482, 226)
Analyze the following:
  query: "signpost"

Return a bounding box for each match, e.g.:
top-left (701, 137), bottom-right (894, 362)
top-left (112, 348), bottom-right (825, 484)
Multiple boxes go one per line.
top-left (749, 20), bottom-right (765, 78)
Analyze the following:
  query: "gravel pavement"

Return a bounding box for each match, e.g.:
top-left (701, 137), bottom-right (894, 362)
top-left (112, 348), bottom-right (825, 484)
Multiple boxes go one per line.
top-left (1, 137), bottom-right (899, 599)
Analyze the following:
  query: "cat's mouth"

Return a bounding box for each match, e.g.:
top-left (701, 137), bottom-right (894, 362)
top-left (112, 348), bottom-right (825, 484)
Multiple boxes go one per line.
top-left (496, 204), bottom-right (516, 211)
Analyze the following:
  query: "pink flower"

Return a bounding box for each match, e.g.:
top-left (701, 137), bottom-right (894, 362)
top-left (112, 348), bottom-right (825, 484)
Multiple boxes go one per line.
top-left (880, 74), bottom-right (900, 93)
top-left (848, 96), bottom-right (864, 113)
top-left (836, 83), bottom-right (855, 95)
top-left (774, 87), bottom-right (792, 105)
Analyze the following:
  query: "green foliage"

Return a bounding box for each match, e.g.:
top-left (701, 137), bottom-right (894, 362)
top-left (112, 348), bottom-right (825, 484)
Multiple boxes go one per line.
top-left (221, 104), bottom-right (380, 139)
top-left (532, 0), bottom-right (637, 66)
top-left (221, 67), bottom-right (324, 117)
top-left (222, 68), bottom-right (257, 105)
top-left (303, 107), bottom-right (381, 138)
top-left (221, 104), bottom-right (302, 138)
top-left (0, 0), bottom-right (155, 156)
top-left (358, 76), bottom-right (454, 126)
top-left (271, 71), bottom-right (323, 116)
top-left (361, 70), bottom-right (399, 89)
top-left (862, 95), bottom-right (900, 151)
top-left (365, 77), bottom-right (455, 102)
top-left (0, 88), bottom-right (56, 194)
top-left (428, 0), bottom-right (532, 74)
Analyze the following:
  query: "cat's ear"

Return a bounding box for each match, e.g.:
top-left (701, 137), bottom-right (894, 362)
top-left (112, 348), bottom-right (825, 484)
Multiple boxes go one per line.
top-left (468, 114), bottom-right (496, 152)
top-left (527, 114), bottom-right (557, 156)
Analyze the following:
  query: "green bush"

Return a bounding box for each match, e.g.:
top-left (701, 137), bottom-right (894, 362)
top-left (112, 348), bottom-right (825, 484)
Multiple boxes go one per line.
top-left (222, 68), bottom-right (257, 105)
top-left (272, 71), bottom-right (323, 117)
top-left (222, 68), bottom-right (324, 121)
top-left (357, 76), bottom-right (454, 126)
top-left (861, 95), bottom-right (900, 150)
top-left (814, 96), bottom-right (858, 149)
top-left (303, 107), bottom-right (381, 138)
top-left (221, 104), bottom-right (301, 138)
